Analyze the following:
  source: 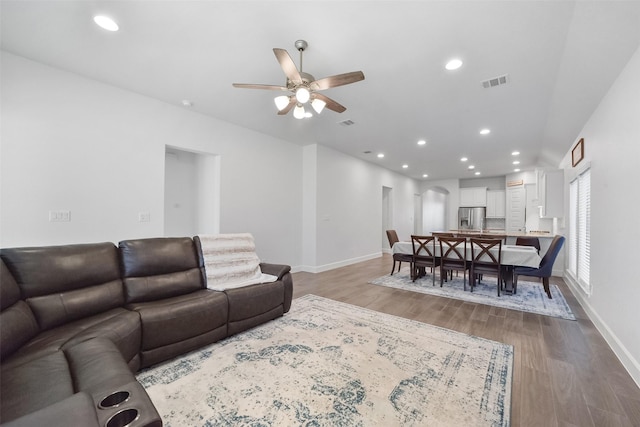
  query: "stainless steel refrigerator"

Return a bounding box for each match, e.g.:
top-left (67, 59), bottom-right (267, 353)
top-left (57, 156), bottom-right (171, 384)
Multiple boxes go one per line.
top-left (458, 207), bottom-right (486, 230)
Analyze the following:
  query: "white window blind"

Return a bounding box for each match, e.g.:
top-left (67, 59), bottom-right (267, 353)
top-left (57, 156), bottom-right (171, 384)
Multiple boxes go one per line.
top-left (569, 167), bottom-right (591, 294)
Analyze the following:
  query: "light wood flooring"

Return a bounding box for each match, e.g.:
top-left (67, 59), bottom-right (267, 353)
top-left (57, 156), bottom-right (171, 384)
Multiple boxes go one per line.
top-left (291, 254), bottom-right (640, 427)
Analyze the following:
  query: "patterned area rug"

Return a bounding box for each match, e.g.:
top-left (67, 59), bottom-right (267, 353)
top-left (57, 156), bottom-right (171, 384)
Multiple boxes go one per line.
top-left (137, 294), bottom-right (512, 426)
top-left (369, 271), bottom-right (575, 320)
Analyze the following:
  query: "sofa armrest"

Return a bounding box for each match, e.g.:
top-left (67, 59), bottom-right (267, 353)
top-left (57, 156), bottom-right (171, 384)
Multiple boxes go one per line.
top-left (2, 392), bottom-right (99, 427)
top-left (259, 263), bottom-right (291, 280)
top-left (259, 263), bottom-right (293, 313)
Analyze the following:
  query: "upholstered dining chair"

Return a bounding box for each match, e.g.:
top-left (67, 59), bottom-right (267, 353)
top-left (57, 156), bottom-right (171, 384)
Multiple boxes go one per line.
top-left (439, 237), bottom-right (469, 290)
top-left (386, 230), bottom-right (413, 275)
top-left (470, 237), bottom-right (503, 296)
top-left (513, 235), bottom-right (565, 298)
top-left (410, 235), bottom-right (441, 285)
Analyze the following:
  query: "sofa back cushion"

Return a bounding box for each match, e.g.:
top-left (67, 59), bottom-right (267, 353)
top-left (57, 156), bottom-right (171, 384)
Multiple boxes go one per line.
top-left (119, 237), bottom-right (205, 303)
top-left (0, 243), bottom-right (124, 331)
top-left (0, 260), bottom-right (40, 360)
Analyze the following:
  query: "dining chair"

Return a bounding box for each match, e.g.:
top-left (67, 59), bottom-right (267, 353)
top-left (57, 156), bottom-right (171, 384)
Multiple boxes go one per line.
top-left (432, 232), bottom-right (455, 238)
top-left (433, 232), bottom-right (457, 279)
top-left (470, 238), bottom-right (503, 296)
top-left (439, 237), bottom-right (469, 290)
top-left (515, 236), bottom-right (541, 253)
top-left (479, 234), bottom-right (507, 244)
top-left (513, 235), bottom-right (565, 298)
top-left (386, 230), bottom-right (413, 275)
top-left (410, 235), bottom-right (441, 285)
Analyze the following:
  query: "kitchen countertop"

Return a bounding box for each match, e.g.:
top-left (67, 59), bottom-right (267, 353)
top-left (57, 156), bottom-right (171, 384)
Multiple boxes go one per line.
top-left (444, 230), bottom-right (555, 238)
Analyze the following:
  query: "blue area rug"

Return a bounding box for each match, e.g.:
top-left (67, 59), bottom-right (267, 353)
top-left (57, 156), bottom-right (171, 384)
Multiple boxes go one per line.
top-left (369, 271), bottom-right (575, 320)
top-left (137, 294), bottom-right (512, 426)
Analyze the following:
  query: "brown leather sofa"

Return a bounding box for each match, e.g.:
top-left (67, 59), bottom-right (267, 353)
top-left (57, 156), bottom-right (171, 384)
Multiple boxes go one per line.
top-left (0, 236), bottom-right (293, 427)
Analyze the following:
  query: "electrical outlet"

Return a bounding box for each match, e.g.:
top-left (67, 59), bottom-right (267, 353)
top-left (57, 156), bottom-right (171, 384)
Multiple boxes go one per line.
top-left (138, 212), bottom-right (151, 222)
top-left (49, 210), bottom-right (71, 222)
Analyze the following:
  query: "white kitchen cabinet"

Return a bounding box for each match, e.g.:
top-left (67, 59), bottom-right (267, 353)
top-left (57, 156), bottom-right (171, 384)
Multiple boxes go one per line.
top-left (486, 190), bottom-right (506, 218)
top-left (460, 187), bottom-right (487, 207)
top-left (538, 169), bottom-right (564, 218)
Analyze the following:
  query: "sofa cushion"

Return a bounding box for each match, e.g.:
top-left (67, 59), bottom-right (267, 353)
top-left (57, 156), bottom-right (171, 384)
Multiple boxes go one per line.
top-left (1, 392), bottom-right (100, 427)
top-left (1, 260), bottom-right (21, 310)
top-left (0, 301), bottom-right (40, 361)
top-left (1, 243), bottom-right (124, 330)
top-left (1, 308), bottom-right (140, 371)
top-left (119, 237), bottom-right (205, 303)
top-left (225, 280), bottom-right (285, 335)
top-left (127, 289), bottom-right (228, 351)
top-left (0, 351), bottom-right (74, 424)
top-left (1, 259), bottom-right (40, 361)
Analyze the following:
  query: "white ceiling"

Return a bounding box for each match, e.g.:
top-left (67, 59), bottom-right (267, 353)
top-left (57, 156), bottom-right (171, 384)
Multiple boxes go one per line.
top-left (2, 1), bottom-right (639, 181)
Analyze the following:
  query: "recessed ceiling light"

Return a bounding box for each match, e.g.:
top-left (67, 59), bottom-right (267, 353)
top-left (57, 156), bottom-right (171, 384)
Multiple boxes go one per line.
top-left (514, 168), bottom-right (521, 172)
top-left (402, 164), bottom-right (409, 169)
top-left (423, 174), bottom-right (429, 178)
top-left (475, 171), bottom-right (481, 176)
top-left (377, 153), bottom-right (384, 158)
top-left (460, 157), bottom-right (468, 162)
top-left (468, 165), bottom-right (475, 170)
top-left (181, 100), bottom-right (193, 107)
top-left (93, 15), bottom-right (119, 32)
top-left (513, 160), bottom-right (520, 165)
top-left (417, 140), bottom-right (426, 146)
top-left (479, 128), bottom-right (491, 135)
top-left (445, 59), bottom-right (463, 71)
top-left (511, 151), bottom-right (520, 156)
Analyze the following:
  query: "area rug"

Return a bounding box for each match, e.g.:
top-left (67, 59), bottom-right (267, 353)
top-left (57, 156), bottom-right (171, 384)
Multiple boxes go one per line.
top-left (137, 294), bottom-right (512, 426)
top-left (369, 272), bottom-right (575, 320)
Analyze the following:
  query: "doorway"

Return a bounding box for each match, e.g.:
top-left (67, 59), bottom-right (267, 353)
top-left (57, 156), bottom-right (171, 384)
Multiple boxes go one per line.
top-left (506, 186), bottom-right (526, 233)
top-left (422, 187), bottom-right (448, 234)
top-left (382, 186), bottom-right (392, 250)
top-left (164, 147), bottom-right (220, 237)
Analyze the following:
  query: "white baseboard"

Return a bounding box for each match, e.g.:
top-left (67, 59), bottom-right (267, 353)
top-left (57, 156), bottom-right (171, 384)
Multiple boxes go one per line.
top-left (293, 252), bottom-right (382, 274)
top-left (564, 273), bottom-right (640, 388)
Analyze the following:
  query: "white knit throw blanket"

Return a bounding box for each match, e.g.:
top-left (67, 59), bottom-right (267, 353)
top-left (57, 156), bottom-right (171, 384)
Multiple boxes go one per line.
top-left (197, 233), bottom-right (277, 291)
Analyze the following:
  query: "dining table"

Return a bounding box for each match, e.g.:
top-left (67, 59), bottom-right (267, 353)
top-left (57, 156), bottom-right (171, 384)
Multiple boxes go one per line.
top-left (392, 241), bottom-right (542, 294)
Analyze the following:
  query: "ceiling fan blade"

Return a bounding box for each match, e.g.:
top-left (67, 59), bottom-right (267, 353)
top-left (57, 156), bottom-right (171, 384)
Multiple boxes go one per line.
top-left (313, 93), bottom-right (346, 113)
top-left (273, 48), bottom-right (302, 85)
top-left (232, 83), bottom-right (288, 91)
top-left (277, 98), bottom-right (296, 115)
top-left (311, 71), bottom-right (365, 91)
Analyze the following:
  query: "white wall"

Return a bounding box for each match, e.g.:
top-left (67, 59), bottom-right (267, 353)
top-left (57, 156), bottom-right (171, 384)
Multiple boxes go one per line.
top-left (309, 144), bottom-right (419, 271)
top-left (0, 52), bottom-right (302, 265)
top-left (559, 46), bottom-right (640, 385)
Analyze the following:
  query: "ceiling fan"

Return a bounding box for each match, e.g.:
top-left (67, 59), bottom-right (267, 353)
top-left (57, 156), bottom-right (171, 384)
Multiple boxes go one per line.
top-left (232, 40), bottom-right (365, 119)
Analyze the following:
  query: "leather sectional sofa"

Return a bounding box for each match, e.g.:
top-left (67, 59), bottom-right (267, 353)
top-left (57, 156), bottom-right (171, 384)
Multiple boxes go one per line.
top-left (0, 236), bottom-right (293, 427)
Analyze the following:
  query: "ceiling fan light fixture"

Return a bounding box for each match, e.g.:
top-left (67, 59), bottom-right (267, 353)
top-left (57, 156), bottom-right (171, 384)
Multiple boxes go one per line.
top-left (293, 104), bottom-right (306, 119)
top-left (274, 95), bottom-right (290, 111)
top-left (311, 98), bottom-right (326, 114)
top-left (295, 87), bottom-right (310, 104)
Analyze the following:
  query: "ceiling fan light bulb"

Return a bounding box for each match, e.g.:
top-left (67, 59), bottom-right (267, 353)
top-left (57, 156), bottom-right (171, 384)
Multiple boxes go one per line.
top-left (293, 105), bottom-right (305, 119)
top-left (274, 95), bottom-right (290, 111)
top-left (295, 87), bottom-right (310, 104)
top-left (311, 98), bottom-right (326, 114)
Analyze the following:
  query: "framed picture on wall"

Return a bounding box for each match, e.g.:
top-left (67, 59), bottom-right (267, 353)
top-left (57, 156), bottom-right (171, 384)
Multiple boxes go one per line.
top-left (572, 138), bottom-right (584, 167)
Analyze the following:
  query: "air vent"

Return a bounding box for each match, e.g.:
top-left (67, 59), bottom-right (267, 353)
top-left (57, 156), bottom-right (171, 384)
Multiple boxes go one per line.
top-left (338, 119), bottom-right (355, 126)
top-left (481, 74), bottom-right (509, 89)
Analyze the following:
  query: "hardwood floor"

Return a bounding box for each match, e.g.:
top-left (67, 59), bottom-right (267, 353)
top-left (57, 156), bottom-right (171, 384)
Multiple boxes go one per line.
top-left (291, 254), bottom-right (640, 426)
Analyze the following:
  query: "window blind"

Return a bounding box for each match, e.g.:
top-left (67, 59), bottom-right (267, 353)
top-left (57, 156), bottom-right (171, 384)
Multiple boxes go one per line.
top-left (569, 167), bottom-right (591, 294)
